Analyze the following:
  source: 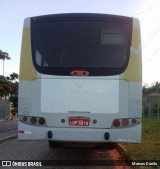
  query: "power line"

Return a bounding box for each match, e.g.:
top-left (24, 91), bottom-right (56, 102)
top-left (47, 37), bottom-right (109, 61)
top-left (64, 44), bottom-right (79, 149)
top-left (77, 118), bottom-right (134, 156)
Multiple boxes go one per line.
top-left (143, 47), bottom-right (160, 67)
top-left (133, 2), bottom-right (160, 17)
top-left (140, 0), bottom-right (154, 23)
top-left (142, 24), bottom-right (160, 48)
top-left (139, 1), bottom-right (160, 48)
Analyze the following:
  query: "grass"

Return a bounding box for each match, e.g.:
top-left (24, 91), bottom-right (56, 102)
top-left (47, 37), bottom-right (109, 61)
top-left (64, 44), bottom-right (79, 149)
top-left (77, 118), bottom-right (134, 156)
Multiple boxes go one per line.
top-left (121, 117), bottom-right (160, 169)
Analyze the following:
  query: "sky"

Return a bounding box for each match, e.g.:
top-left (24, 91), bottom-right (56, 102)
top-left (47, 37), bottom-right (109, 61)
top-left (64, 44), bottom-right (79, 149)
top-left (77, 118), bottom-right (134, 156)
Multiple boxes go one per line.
top-left (0, 0), bottom-right (160, 85)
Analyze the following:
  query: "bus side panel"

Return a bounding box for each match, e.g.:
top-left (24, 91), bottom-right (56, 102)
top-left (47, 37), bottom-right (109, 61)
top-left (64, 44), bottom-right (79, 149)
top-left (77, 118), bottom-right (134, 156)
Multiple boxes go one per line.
top-left (19, 18), bottom-right (36, 81)
top-left (128, 82), bottom-right (142, 118)
top-left (18, 81), bottom-right (32, 117)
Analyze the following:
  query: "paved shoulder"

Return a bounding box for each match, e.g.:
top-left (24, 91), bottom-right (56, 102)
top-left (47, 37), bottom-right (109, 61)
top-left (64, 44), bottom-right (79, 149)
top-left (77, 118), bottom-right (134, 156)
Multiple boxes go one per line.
top-left (0, 118), bottom-right (18, 129)
top-left (0, 118), bottom-right (18, 143)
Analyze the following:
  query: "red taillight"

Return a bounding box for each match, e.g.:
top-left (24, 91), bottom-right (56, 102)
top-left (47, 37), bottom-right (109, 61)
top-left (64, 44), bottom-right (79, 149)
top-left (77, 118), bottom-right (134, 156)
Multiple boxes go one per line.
top-left (22, 117), bottom-right (27, 122)
top-left (30, 117), bottom-right (37, 124)
top-left (132, 119), bottom-right (137, 125)
top-left (112, 118), bottom-right (140, 128)
top-left (113, 119), bottom-right (120, 127)
top-left (38, 118), bottom-right (45, 125)
top-left (122, 119), bottom-right (129, 126)
top-left (21, 116), bottom-right (46, 126)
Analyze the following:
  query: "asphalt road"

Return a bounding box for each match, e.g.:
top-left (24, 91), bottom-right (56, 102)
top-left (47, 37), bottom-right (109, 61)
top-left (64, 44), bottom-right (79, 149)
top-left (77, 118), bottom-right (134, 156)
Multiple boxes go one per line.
top-left (0, 136), bottom-right (134, 169)
top-left (0, 120), bottom-right (134, 169)
top-left (0, 126), bottom-right (17, 139)
top-left (0, 121), bottom-right (17, 143)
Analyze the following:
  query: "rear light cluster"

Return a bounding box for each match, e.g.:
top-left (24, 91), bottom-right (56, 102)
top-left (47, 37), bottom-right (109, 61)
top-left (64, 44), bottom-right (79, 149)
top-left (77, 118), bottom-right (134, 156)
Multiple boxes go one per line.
top-left (20, 116), bottom-right (46, 126)
top-left (112, 118), bottom-right (141, 128)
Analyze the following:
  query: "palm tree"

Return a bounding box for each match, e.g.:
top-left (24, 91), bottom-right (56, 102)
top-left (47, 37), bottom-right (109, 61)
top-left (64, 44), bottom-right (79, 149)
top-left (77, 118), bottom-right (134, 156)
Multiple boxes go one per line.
top-left (0, 50), bottom-right (10, 60)
top-left (0, 49), bottom-right (11, 75)
top-left (0, 75), bottom-right (9, 97)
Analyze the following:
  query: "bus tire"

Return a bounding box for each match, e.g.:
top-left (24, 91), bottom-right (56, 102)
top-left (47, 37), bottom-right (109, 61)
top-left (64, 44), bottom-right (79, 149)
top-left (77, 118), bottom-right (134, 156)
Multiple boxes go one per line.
top-left (48, 141), bottom-right (62, 148)
top-left (95, 143), bottom-right (116, 149)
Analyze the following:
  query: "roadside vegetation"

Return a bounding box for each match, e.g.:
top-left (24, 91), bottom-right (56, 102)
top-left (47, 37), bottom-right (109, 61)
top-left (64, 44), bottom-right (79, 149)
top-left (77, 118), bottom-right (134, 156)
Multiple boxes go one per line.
top-left (0, 49), bottom-right (18, 114)
top-left (121, 117), bottom-right (160, 169)
top-left (0, 73), bottom-right (19, 113)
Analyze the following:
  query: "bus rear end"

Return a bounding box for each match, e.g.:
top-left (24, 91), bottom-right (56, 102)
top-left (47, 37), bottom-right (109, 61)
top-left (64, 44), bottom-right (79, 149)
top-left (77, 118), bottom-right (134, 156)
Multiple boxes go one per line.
top-left (18, 13), bottom-right (142, 146)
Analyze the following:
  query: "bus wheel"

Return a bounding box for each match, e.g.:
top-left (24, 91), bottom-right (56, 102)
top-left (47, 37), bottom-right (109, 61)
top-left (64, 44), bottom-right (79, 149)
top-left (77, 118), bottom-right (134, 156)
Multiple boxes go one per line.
top-left (95, 143), bottom-right (116, 149)
top-left (48, 141), bottom-right (62, 148)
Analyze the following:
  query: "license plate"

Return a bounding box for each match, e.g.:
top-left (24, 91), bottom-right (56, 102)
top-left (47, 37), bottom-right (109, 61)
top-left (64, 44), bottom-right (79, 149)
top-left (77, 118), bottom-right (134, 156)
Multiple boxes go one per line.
top-left (69, 118), bottom-right (90, 126)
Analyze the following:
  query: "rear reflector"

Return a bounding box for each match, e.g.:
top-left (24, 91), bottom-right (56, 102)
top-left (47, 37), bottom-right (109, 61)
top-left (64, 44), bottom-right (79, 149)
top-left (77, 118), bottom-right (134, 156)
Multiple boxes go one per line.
top-left (18, 130), bottom-right (32, 134)
top-left (18, 130), bottom-right (25, 134)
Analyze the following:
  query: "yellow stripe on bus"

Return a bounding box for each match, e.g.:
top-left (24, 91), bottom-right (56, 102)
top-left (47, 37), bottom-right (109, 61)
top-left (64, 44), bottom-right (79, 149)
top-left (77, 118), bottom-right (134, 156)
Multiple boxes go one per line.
top-left (19, 28), bottom-right (36, 81)
top-left (124, 53), bottom-right (142, 82)
top-left (124, 26), bottom-right (142, 82)
top-left (131, 27), bottom-right (141, 49)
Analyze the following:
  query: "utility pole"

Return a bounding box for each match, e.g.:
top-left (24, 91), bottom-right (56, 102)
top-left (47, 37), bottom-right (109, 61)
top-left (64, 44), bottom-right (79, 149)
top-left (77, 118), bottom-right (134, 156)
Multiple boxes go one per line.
top-left (2, 59), bottom-right (5, 122)
top-left (3, 59), bottom-right (4, 76)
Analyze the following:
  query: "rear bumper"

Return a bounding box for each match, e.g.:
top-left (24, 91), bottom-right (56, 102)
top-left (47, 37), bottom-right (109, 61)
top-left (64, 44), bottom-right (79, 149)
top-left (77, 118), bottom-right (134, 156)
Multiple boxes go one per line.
top-left (18, 121), bottom-right (141, 143)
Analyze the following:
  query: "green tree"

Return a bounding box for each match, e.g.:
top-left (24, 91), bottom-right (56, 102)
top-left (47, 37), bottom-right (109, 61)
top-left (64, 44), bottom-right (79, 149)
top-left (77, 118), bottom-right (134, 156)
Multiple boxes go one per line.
top-left (0, 73), bottom-right (19, 113)
top-left (143, 81), bottom-right (160, 94)
top-left (6, 72), bottom-right (18, 83)
top-left (0, 49), bottom-right (11, 60)
top-left (9, 95), bottom-right (18, 114)
top-left (0, 75), bottom-right (10, 97)
top-left (7, 73), bottom-right (19, 113)
top-left (6, 73), bottom-right (19, 94)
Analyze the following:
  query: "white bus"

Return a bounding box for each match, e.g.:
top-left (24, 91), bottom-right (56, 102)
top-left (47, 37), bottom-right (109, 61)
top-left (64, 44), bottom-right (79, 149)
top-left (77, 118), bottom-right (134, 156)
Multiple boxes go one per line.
top-left (18, 13), bottom-right (142, 148)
